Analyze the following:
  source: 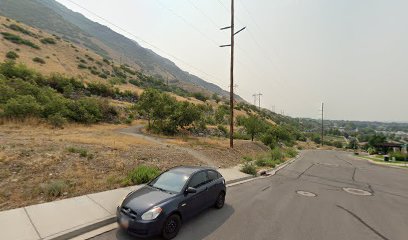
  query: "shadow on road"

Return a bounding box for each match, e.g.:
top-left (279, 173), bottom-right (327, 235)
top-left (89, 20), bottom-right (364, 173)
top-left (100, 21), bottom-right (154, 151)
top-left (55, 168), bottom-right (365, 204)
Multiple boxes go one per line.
top-left (114, 204), bottom-right (234, 240)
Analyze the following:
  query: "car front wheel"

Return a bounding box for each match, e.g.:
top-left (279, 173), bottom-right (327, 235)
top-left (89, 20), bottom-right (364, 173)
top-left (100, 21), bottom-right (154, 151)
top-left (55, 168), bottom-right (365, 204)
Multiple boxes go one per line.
top-left (162, 214), bottom-right (181, 240)
top-left (215, 192), bottom-right (225, 209)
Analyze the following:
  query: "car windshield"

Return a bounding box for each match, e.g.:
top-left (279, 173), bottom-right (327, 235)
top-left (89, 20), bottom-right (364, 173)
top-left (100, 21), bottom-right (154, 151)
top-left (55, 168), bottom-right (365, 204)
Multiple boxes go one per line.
top-left (148, 171), bottom-right (190, 193)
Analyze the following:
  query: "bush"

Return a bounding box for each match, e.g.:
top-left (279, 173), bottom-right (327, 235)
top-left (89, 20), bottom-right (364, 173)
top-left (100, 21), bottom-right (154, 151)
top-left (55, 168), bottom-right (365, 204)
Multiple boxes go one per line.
top-left (241, 163), bottom-right (257, 175)
top-left (389, 151), bottom-right (407, 161)
top-left (6, 24), bottom-right (35, 36)
top-left (367, 147), bottom-right (376, 155)
top-left (3, 95), bottom-right (42, 118)
top-left (192, 92), bottom-right (208, 102)
top-left (40, 180), bottom-right (68, 198)
top-left (333, 141), bottom-right (343, 149)
top-left (1, 32), bottom-right (40, 49)
top-left (126, 165), bottom-right (160, 185)
top-left (242, 156), bottom-right (253, 162)
top-left (33, 57), bottom-right (45, 64)
top-left (217, 125), bottom-right (228, 135)
top-left (255, 158), bottom-right (268, 167)
top-left (40, 38), bottom-right (57, 44)
top-left (271, 147), bottom-right (284, 161)
top-left (284, 147), bottom-right (298, 158)
top-left (77, 64), bottom-right (87, 69)
top-left (6, 51), bottom-right (19, 60)
top-left (67, 146), bottom-right (88, 157)
top-left (48, 113), bottom-right (67, 128)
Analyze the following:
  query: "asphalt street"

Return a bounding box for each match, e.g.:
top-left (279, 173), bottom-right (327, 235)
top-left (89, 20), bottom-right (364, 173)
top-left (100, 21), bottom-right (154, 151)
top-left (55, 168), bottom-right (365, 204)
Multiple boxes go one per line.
top-left (90, 150), bottom-right (408, 240)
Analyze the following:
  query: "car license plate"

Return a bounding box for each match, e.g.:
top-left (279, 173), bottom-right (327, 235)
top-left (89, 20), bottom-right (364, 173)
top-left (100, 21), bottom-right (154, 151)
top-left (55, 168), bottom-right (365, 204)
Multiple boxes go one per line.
top-left (119, 217), bottom-right (129, 229)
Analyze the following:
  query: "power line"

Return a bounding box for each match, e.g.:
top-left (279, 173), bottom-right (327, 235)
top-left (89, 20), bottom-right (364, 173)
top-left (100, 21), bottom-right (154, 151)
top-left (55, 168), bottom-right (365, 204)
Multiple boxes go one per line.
top-left (63, 0), bottom-right (224, 84)
top-left (186, 0), bottom-right (219, 29)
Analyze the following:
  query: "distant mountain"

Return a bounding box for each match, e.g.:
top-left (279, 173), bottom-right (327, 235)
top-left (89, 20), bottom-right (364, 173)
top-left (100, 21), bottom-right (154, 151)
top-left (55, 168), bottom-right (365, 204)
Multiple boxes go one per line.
top-left (0, 0), bottom-right (239, 99)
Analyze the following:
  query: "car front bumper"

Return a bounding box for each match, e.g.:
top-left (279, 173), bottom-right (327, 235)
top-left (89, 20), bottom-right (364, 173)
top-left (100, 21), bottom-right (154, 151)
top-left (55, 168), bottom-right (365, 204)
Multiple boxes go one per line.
top-left (116, 207), bottom-right (165, 238)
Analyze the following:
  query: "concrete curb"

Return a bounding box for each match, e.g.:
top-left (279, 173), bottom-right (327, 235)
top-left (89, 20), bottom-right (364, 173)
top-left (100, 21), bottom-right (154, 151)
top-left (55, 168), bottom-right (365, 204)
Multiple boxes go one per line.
top-left (52, 154), bottom-right (302, 240)
top-left (48, 176), bottom-right (258, 240)
top-left (47, 216), bottom-right (116, 240)
top-left (357, 156), bottom-right (408, 170)
top-left (226, 153), bottom-right (302, 188)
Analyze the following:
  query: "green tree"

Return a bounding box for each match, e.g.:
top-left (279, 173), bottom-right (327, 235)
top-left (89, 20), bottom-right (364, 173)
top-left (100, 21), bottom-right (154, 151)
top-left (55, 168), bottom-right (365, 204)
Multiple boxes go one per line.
top-left (241, 115), bottom-right (266, 141)
top-left (136, 88), bottom-right (162, 128)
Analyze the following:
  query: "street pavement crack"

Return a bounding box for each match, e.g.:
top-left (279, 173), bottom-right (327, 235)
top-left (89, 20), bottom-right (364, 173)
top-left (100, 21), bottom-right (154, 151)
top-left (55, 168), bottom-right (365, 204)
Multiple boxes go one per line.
top-left (336, 205), bottom-right (390, 240)
top-left (296, 164), bottom-right (314, 179)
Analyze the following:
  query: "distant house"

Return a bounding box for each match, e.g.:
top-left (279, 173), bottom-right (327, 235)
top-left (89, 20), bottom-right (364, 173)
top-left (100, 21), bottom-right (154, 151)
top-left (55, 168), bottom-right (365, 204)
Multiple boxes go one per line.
top-left (374, 142), bottom-right (403, 154)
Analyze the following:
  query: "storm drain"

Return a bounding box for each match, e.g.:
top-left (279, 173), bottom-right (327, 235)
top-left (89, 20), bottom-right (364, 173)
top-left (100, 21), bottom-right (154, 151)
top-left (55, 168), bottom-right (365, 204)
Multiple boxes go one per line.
top-left (343, 188), bottom-right (372, 196)
top-left (296, 190), bottom-right (317, 197)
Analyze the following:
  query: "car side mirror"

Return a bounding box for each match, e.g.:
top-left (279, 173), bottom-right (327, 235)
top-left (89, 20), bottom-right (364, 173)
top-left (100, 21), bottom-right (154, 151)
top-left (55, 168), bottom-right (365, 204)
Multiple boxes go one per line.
top-left (185, 187), bottom-right (197, 194)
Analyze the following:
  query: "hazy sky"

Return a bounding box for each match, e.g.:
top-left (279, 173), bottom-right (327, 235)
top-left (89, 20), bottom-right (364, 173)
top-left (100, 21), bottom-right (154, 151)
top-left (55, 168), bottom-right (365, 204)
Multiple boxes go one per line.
top-left (55, 0), bottom-right (408, 122)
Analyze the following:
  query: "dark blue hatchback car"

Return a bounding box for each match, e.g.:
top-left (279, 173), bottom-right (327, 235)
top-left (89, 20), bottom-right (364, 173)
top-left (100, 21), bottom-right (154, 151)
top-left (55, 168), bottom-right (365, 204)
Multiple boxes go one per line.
top-left (117, 166), bottom-right (226, 239)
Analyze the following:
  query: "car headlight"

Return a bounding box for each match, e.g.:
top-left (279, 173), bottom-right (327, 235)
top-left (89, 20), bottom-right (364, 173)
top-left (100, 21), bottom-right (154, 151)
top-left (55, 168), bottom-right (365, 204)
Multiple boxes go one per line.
top-left (141, 206), bottom-right (162, 220)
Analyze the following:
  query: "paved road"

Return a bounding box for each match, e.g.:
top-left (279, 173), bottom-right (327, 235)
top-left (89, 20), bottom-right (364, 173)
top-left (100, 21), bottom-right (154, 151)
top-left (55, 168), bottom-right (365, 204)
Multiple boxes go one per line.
top-left (90, 150), bottom-right (408, 240)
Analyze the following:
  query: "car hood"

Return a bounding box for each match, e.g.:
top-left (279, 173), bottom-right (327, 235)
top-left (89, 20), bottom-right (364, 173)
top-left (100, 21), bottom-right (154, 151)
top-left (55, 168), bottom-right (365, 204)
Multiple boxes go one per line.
top-left (122, 186), bottom-right (174, 213)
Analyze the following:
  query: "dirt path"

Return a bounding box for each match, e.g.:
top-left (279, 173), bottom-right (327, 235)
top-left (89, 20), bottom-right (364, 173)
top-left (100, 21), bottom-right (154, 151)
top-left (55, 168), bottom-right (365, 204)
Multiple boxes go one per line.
top-left (118, 125), bottom-right (217, 167)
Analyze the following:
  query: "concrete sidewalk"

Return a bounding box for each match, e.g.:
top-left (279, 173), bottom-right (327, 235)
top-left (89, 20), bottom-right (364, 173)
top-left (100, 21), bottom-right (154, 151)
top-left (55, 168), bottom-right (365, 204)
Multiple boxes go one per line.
top-left (0, 168), bottom-right (251, 240)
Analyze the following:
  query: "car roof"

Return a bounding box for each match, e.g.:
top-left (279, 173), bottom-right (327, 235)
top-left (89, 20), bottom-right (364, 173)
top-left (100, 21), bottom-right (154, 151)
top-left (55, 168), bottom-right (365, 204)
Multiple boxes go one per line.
top-left (168, 166), bottom-right (215, 175)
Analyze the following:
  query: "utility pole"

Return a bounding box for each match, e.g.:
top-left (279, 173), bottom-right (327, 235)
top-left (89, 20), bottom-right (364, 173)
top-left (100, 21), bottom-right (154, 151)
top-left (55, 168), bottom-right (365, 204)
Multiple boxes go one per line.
top-left (321, 102), bottom-right (324, 147)
top-left (220, 0), bottom-right (246, 148)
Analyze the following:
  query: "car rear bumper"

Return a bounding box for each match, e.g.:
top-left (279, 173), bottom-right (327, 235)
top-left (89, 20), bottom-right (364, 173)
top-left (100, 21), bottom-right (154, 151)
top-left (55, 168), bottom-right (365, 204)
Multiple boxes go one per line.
top-left (116, 207), bottom-right (165, 238)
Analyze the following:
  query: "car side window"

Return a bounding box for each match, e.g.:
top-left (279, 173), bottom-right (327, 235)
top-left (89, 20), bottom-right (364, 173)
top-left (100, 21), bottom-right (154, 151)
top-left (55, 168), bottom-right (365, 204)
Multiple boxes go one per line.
top-left (188, 171), bottom-right (209, 188)
top-left (207, 170), bottom-right (218, 182)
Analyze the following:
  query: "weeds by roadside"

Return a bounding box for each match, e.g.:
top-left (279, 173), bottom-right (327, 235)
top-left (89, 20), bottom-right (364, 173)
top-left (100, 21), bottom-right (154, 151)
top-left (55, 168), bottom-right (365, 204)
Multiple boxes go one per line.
top-left (66, 146), bottom-right (92, 158)
top-left (241, 163), bottom-right (257, 175)
top-left (123, 165), bottom-right (160, 185)
top-left (241, 147), bottom-right (298, 175)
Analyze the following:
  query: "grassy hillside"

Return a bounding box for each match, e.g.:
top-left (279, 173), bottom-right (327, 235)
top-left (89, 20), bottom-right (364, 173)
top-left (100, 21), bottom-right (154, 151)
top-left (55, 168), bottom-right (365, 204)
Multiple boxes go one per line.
top-left (0, 0), bottom-right (238, 100)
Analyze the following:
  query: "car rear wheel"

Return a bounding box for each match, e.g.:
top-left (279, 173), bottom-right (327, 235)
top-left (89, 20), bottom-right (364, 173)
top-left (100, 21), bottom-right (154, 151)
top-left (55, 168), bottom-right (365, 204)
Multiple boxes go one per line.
top-left (162, 214), bottom-right (181, 240)
top-left (215, 192), bottom-right (225, 209)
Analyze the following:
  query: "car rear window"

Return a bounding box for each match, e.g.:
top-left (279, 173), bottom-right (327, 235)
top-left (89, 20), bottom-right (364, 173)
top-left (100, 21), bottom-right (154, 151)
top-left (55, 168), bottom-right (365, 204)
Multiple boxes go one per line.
top-left (188, 171), bottom-right (209, 188)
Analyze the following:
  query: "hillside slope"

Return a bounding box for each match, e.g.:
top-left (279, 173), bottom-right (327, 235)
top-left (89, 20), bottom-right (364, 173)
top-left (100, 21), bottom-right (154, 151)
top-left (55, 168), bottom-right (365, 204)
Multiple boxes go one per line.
top-left (0, 0), bottom-right (239, 99)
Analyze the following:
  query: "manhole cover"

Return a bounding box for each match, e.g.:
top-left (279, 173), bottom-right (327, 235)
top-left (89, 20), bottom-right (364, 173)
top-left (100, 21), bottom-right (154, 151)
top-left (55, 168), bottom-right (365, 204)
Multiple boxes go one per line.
top-left (296, 190), bottom-right (317, 197)
top-left (343, 188), bottom-right (372, 196)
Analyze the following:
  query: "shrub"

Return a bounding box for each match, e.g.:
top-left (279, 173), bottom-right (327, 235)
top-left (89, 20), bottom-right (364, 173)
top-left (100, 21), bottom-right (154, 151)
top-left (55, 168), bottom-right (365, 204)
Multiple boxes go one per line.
top-left (241, 163), bottom-right (257, 175)
top-left (77, 63), bottom-right (87, 69)
top-left (271, 147), bottom-right (284, 161)
top-left (1, 32), bottom-right (40, 49)
top-left (367, 147), bottom-right (376, 155)
top-left (192, 92), bottom-right (208, 102)
top-left (48, 113), bottom-right (67, 128)
top-left (255, 158), bottom-right (268, 167)
top-left (126, 165), bottom-right (160, 185)
top-left (109, 77), bottom-right (127, 85)
top-left (284, 147), bottom-right (298, 158)
top-left (33, 57), bottom-right (45, 64)
top-left (40, 38), bottom-right (56, 44)
top-left (40, 180), bottom-right (68, 198)
top-left (242, 156), bottom-right (253, 162)
top-left (4, 95), bottom-right (42, 118)
top-left (389, 151), bottom-right (407, 161)
top-left (217, 125), bottom-right (228, 135)
top-left (67, 146), bottom-right (88, 157)
top-left (333, 141), bottom-right (343, 149)
top-left (6, 24), bottom-right (35, 36)
top-left (6, 51), bottom-right (19, 60)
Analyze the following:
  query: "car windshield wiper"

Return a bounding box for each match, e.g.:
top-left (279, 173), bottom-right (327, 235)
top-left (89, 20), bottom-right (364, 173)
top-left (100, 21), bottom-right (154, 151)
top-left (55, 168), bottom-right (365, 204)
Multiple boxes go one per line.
top-left (150, 185), bottom-right (173, 194)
